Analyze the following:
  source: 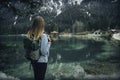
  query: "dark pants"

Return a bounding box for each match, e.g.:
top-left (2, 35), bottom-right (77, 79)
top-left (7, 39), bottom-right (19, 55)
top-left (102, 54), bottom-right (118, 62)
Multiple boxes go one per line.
top-left (31, 61), bottom-right (47, 80)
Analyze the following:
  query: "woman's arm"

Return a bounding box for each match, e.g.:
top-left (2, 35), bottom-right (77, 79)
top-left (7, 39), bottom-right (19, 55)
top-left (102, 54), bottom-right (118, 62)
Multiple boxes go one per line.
top-left (40, 34), bottom-right (51, 55)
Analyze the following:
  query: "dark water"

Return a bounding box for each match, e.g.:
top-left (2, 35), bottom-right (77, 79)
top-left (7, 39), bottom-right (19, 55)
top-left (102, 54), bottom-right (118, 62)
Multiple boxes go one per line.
top-left (0, 35), bottom-right (120, 80)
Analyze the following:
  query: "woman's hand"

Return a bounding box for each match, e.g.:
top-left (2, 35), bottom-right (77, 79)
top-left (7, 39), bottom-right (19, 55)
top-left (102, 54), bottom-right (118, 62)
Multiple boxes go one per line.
top-left (48, 37), bottom-right (52, 42)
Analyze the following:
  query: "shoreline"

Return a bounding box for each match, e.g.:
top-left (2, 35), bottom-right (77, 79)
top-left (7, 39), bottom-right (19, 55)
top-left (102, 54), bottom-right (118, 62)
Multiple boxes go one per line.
top-left (0, 32), bottom-right (120, 41)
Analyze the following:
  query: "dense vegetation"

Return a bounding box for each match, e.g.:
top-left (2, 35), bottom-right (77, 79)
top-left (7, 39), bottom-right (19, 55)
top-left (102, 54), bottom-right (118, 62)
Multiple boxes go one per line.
top-left (0, 0), bottom-right (120, 34)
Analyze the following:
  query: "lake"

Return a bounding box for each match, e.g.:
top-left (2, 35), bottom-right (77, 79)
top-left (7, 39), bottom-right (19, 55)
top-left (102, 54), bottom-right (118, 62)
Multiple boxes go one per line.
top-left (0, 35), bottom-right (120, 80)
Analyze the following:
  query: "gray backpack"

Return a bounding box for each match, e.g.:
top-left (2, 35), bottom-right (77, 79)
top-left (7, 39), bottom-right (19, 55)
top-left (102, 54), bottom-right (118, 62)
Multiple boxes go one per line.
top-left (23, 36), bottom-right (41, 61)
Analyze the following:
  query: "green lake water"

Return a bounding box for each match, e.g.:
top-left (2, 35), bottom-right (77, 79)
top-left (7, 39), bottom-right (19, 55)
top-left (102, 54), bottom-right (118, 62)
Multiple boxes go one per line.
top-left (0, 35), bottom-right (120, 80)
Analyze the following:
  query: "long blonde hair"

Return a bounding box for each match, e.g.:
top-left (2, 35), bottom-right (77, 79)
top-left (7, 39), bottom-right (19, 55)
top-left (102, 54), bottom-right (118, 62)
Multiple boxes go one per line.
top-left (27, 16), bottom-right (44, 40)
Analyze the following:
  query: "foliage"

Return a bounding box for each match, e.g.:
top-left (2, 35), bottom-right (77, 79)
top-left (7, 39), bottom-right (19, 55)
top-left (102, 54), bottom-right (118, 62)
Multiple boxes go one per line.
top-left (0, 0), bottom-right (119, 34)
top-left (56, 0), bottom-right (119, 32)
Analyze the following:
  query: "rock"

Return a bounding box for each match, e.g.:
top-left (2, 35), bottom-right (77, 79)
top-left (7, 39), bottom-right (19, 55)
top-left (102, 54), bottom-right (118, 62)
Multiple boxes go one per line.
top-left (0, 71), bottom-right (20, 80)
top-left (0, 72), bottom-right (7, 78)
top-left (46, 63), bottom-right (86, 80)
top-left (84, 74), bottom-right (120, 80)
top-left (112, 33), bottom-right (120, 40)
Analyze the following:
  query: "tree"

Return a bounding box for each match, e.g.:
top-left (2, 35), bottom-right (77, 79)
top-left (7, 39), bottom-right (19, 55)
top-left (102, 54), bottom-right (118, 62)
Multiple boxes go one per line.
top-left (72, 20), bottom-right (85, 33)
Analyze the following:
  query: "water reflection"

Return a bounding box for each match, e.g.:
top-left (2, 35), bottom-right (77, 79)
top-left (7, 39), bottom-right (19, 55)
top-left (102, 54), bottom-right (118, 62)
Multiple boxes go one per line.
top-left (50, 37), bottom-right (106, 63)
top-left (0, 35), bottom-right (120, 80)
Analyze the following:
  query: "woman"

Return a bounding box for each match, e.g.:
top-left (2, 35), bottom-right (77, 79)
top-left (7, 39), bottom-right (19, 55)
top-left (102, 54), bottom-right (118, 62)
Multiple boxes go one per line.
top-left (26, 16), bottom-right (51, 80)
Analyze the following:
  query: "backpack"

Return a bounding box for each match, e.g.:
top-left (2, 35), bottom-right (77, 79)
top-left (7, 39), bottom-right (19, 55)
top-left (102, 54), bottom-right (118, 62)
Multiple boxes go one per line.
top-left (23, 36), bottom-right (41, 61)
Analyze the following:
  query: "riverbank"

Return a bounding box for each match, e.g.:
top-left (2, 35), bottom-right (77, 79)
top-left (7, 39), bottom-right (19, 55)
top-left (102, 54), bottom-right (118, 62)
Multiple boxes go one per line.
top-left (58, 30), bottom-right (120, 41)
top-left (0, 29), bottom-right (119, 41)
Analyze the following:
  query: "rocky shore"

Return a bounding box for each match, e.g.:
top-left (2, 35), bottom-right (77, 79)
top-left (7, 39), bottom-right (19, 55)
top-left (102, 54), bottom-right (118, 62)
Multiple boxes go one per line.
top-left (0, 71), bottom-right (20, 80)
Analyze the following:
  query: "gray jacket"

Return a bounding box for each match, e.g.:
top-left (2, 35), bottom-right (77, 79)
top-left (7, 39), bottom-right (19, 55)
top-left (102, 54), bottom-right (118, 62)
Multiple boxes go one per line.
top-left (38, 33), bottom-right (51, 63)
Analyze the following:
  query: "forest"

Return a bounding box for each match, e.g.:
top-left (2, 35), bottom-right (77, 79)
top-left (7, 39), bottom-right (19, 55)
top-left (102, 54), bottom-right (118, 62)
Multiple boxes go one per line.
top-left (0, 0), bottom-right (120, 34)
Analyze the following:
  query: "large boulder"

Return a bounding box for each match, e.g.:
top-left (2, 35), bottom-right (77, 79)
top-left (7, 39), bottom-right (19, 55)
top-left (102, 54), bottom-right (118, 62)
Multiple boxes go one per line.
top-left (46, 63), bottom-right (86, 80)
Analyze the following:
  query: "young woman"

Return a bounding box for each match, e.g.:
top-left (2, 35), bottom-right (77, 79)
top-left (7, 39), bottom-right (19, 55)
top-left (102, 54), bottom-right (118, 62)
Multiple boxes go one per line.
top-left (26, 16), bottom-right (51, 80)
